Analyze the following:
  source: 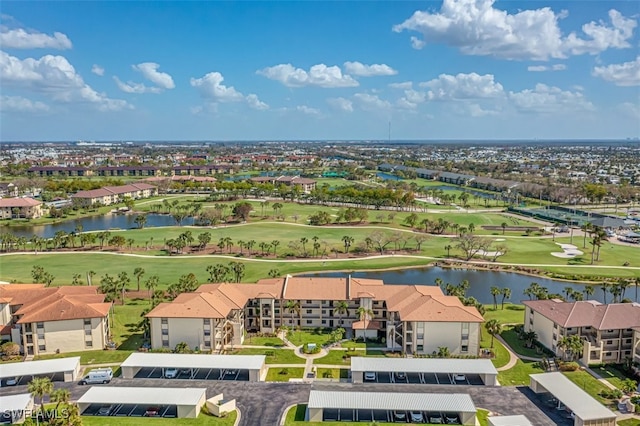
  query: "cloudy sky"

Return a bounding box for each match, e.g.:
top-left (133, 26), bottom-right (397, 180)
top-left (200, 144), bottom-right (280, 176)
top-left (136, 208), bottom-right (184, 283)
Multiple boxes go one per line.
top-left (1, 1), bottom-right (639, 141)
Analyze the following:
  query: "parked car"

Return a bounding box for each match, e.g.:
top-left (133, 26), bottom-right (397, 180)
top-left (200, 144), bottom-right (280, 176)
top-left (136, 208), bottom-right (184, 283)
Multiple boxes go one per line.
top-left (5, 377), bottom-right (18, 386)
top-left (144, 407), bottom-right (160, 417)
top-left (164, 368), bottom-right (178, 379)
top-left (445, 414), bottom-right (460, 424)
top-left (410, 411), bottom-right (424, 422)
top-left (80, 368), bottom-right (113, 385)
top-left (97, 405), bottom-right (114, 416)
top-left (393, 411), bottom-right (406, 421)
top-left (224, 369), bottom-right (238, 376)
top-left (364, 372), bottom-right (376, 381)
top-left (395, 372), bottom-right (406, 380)
top-left (429, 415), bottom-right (443, 424)
top-left (453, 374), bottom-right (466, 382)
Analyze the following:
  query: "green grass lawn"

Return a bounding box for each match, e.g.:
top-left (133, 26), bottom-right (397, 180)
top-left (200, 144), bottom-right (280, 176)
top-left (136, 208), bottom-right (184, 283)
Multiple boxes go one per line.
top-left (228, 348), bottom-right (305, 364)
top-left (243, 335), bottom-right (284, 347)
top-left (317, 368), bottom-right (349, 379)
top-left (82, 410), bottom-right (237, 425)
top-left (498, 360), bottom-right (545, 386)
top-left (265, 367), bottom-right (305, 382)
top-left (499, 326), bottom-right (543, 358)
top-left (339, 340), bottom-right (386, 350)
top-left (287, 329), bottom-right (335, 346)
top-left (480, 331), bottom-right (510, 369)
top-left (562, 370), bottom-right (617, 406)
top-left (313, 349), bottom-right (357, 365)
top-left (476, 409), bottom-right (489, 426)
top-left (617, 419), bottom-right (640, 426)
top-left (34, 349), bottom-right (133, 365)
top-left (592, 364), bottom-right (634, 389)
top-left (483, 304), bottom-right (525, 324)
top-left (111, 299), bottom-right (147, 350)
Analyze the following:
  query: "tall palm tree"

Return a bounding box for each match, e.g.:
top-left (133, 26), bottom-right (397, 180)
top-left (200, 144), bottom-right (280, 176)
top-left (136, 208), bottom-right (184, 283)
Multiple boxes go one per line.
top-left (28, 377), bottom-right (54, 412)
top-left (356, 306), bottom-right (374, 336)
top-left (500, 288), bottom-right (511, 310)
top-left (484, 319), bottom-right (502, 348)
top-left (490, 286), bottom-right (501, 310)
top-left (333, 301), bottom-right (349, 328)
top-left (133, 267), bottom-right (145, 292)
top-left (583, 285), bottom-right (595, 300)
top-left (285, 300), bottom-right (301, 329)
top-left (600, 282), bottom-right (609, 304)
top-left (50, 388), bottom-right (71, 411)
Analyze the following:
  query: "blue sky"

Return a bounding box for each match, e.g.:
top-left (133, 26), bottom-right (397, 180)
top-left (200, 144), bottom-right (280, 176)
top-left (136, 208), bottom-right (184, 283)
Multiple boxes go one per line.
top-left (1, 1), bottom-right (639, 141)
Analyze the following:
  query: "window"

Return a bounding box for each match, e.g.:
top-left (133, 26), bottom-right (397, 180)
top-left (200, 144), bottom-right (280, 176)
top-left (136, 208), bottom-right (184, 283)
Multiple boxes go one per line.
top-left (37, 333), bottom-right (44, 340)
top-left (203, 319), bottom-right (210, 325)
top-left (322, 320), bottom-right (326, 324)
top-left (373, 310), bottom-right (379, 315)
top-left (161, 318), bottom-right (168, 325)
top-left (306, 309), bottom-right (313, 314)
top-left (37, 322), bottom-right (44, 329)
top-left (461, 345), bottom-right (468, 352)
top-left (553, 323), bottom-right (558, 329)
top-left (529, 308), bottom-right (534, 315)
top-left (38, 345), bottom-right (46, 351)
top-left (162, 329), bottom-right (168, 335)
top-left (306, 320), bottom-right (312, 324)
top-left (85, 341), bottom-right (92, 348)
top-left (83, 319), bottom-right (91, 326)
top-left (417, 345), bottom-right (423, 352)
top-left (85, 329), bottom-right (92, 336)
top-left (306, 300), bottom-right (312, 304)
top-left (606, 340), bottom-right (612, 345)
top-left (204, 340), bottom-right (211, 347)
top-left (322, 310), bottom-right (326, 315)
top-left (605, 352), bottom-right (612, 356)
top-left (26, 335), bottom-right (33, 344)
top-left (162, 340), bottom-right (169, 348)
top-left (274, 309), bottom-right (280, 314)
top-left (204, 330), bottom-right (210, 336)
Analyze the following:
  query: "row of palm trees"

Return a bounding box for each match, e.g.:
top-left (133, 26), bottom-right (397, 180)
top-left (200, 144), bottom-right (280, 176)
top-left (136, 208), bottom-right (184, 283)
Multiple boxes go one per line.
top-left (26, 376), bottom-right (81, 425)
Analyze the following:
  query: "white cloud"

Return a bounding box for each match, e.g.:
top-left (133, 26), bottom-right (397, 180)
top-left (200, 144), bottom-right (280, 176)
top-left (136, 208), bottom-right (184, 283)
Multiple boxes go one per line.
top-left (528, 64), bottom-right (567, 72)
top-left (508, 83), bottom-right (594, 113)
top-left (257, 63), bottom-right (358, 88)
top-left (420, 73), bottom-right (504, 100)
top-left (389, 81), bottom-right (413, 89)
top-left (91, 64), bottom-right (104, 76)
top-left (0, 28), bottom-right (72, 50)
top-left (466, 103), bottom-right (499, 117)
top-left (327, 97), bottom-right (353, 112)
top-left (353, 93), bottom-right (391, 111)
top-left (343, 61), bottom-right (397, 77)
top-left (190, 72), bottom-right (244, 102)
top-left (132, 62), bottom-right (174, 90)
top-left (0, 95), bottom-right (49, 113)
top-left (296, 105), bottom-right (321, 115)
top-left (592, 56), bottom-right (640, 86)
top-left (113, 76), bottom-right (162, 94)
top-left (246, 93), bottom-right (269, 110)
top-left (0, 51), bottom-right (131, 111)
top-left (393, 0), bottom-right (636, 60)
top-left (618, 102), bottom-right (640, 119)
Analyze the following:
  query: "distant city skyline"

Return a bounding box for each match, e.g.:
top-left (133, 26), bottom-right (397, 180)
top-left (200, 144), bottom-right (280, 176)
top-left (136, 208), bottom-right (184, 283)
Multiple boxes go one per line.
top-left (1, 1), bottom-right (639, 141)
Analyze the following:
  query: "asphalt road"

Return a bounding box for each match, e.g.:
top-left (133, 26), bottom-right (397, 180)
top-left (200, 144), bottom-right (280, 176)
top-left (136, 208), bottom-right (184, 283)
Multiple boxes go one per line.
top-left (0, 378), bottom-right (562, 426)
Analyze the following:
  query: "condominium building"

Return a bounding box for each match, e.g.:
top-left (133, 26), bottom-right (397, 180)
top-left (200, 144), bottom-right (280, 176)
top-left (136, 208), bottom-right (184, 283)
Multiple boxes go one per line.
top-left (0, 197), bottom-right (43, 219)
top-left (71, 183), bottom-right (158, 206)
top-left (250, 176), bottom-right (317, 193)
top-left (634, 327), bottom-right (640, 365)
top-left (523, 299), bottom-right (640, 364)
top-left (0, 284), bottom-right (112, 356)
top-left (146, 276), bottom-right (484, 355)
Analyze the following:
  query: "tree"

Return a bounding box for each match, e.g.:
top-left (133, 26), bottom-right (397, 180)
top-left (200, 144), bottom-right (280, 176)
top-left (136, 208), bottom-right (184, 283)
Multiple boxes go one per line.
top-left (207, 264), bottom-right (230, 282)
top-left (414, 234), bottom-right (428, 251)
top-left (133, 267), bottom-right (145, 291)
top-left (300, 237), bottom-right (309, 257)
top-left (342, 235), bottom-right (354, 254)
top-left (109, 235), bottom-right (126, 250)
top-left (271, 240), bottom-right (280, 257)
top-left (600, 282), bottom-right (609, 304)
top-left (233, 201), bottom-right (253, 221)
top-left (501, 222), bottom-right (507, 235)
top-left (268, 268), bottom-right (280, 278)
top-left (484, 319), bottom-right (502, 348)
top-left (558, 335), bottom-right (583, 361)
top-left (454, 234), bottom-right (491, 261)
top-left (356, 306), bottom-right (374, 334)
top-left (285, 300), bottom-right (301, 329)
top-left (444, 244), bottom-right (452, 257)
top-left (145, 275), bottom-right (160, 305)
top-left (621, 378), bottom-right (638, 394)
top-left (99, 274), bottom-right (118, 302)
top-left (174, 341), bottom-right (193, 353)
top-left (583, 285), bottom-right (595, 300)
top-left (523, 331), bottom-right (538, 349)
top-left (436, 346), bottom-right (450, 357)
top-left (197, 232), bottom-right (211, 250)
top-left (50, 388), bottom-right (71, 412)
top-left (404, 213), bottom-right (419, 228)
top-left (28, 376), bottom-right (54, 412)
top-left (117, 271), bottom-right (130, 305)
top-left (333, 301), bottom-right (349, 328)
top-left (1, 341), bottom-right (20, 357)
top-left (134, 214), bottom-right (148, 229)
top-left (490, 286), bottom-right (501, 310)
top-left (229, 261), bottom-right (245, 283)
top-left (500, 287), bottom-right (511, 310)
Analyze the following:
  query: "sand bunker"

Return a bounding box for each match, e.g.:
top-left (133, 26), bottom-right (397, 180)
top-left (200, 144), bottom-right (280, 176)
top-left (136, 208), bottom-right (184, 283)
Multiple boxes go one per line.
top-left (551, 243), bottom-right (584, 258)
top-left (494, 238), bottom-right (506, 242)
top-left (477, 250), bottom-right (503, 258)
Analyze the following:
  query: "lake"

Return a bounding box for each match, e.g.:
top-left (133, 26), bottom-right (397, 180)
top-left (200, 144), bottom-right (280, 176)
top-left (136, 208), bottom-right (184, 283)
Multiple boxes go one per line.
top-left (6, 213), bottom-right (195, 238)
top-left (376, 172), bottom-right (403, 181)
top-left (305, 267), bottom-right (622, 305)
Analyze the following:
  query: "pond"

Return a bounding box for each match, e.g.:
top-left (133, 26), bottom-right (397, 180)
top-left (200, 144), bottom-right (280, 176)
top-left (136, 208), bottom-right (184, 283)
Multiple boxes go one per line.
top-left (6, 213), bottom-right (195, 239)
top-left (376, 172), bottom-right (403, 181)
top-left (429, 185), bottom-right (498, 200)
top-left (305, 267), bottom-right (618, 305)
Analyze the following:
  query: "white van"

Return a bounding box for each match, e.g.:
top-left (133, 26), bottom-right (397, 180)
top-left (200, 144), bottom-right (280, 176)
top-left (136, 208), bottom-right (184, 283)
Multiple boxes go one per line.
top-left (80, 368), bottom-right (113, 385)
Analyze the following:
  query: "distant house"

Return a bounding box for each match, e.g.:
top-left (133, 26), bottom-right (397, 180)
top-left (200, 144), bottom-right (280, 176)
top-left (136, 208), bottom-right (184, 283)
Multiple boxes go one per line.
top-left (438, 172), bottom-right (475, 186)
top-left (0, 197), bottom-right (43, 219)
top-left (27, 166), bottom-right (92, 177)
top-left (250, 176), bottom-right (317, 193)
top-left (71, 183), bottom-right (158, 206)
top-left (0, 182), bottom-right (18, 198)
top-left (0, 284), bottom-right (112, 357)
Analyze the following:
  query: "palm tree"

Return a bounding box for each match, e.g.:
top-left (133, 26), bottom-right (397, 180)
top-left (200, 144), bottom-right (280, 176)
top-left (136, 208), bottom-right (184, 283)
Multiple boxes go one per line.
top-left (342, 235), bottom-right (354, 254)
top-left (523, 331), bottom-right (538, 349)
top-left (333, 301), bottom-right (349, 328)
top-left (501, 222), bottom-right (507, 235)
top-left (356, 306), bottom-right (374, 335)
top-left (28, 376), bottom-right (54, 412)
top-left (558, 335), bottom-right (583, 361)
top-left (271, 240), bottom-right (280, 257)
top-left (484, 319), bottom-right (502, 348)
top-left (145, 275), bottom-right (159, 305)
top-left (300, 237), bottom-right (308, 257)
top-left (134, 214), bottom-right (148, 229)
top-left (490, 286), bottom-right (500, 310)
top-left (499, 288), bottom-right (511, 310)
top-left (50, 388), bottom-right (71, 411)
top-left (285, 300), bottom-right (301, 330)
top-left (133, 267), bottom-right (145, 292)
top-left (583, 285), bottom-right (595, 300)
top-left (600, 282), bottom-right (609, 304)
top-left (444, 244), bottom-right (452, 257)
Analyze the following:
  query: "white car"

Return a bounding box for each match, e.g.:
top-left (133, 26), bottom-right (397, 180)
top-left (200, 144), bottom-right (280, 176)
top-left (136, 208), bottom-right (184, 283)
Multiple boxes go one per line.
top-left (97, 405), bottom-right (114, 416)
top-left (395, 372), bottom-right (406, 380)
top-left (5, 377), bottom-right (18, 386)
top-left (364, 372), bottom-right (376, 381)
top-left (393, 411), bottom-right (406, 421)
top-left (429, 415), bottom-right (443, 424)
top-left (164, 368), bottom-right (178, 379)
top-left (410, 411), bottom-right (424, 423)
top-left (453, 374), bottom-right (466, 381)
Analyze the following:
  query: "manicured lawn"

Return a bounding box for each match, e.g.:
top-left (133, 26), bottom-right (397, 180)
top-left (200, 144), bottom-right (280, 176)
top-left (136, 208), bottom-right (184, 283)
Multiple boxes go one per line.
top-left (617, 419), bottom-right (640, 426)
top-left (313, 349), bottom-right (358, 365)
top-left (498, 360), bottom-right (545, 386)
top-left (500, 326), bottom-right (543, 358)
top-left (480, 332), bottom-right (510, 369)
top-left (265, 367), bottom-right (305, 382)
top-left (317, 368), bottom-right (349, 379)
top-left (483, 304), bottom-right (525, 324)
top-left (592, 364), bottom-right (633, 389)
top-left (287, 329), bottom-right (335, 346)
top-left (243, 335), bottom-right (284, 347)
top-left (111, 299), bottom-right (147, 350)
top-left (82, 409), bottom-right (237, 425)
top-left (476, 409), bottom-right (490, 426)
top-left (35, 349), bottom-right (133, 365)
top-left (340, 340), bottom-right (386, 350)
top-left (562, 370), bottom-right (616, 406)
top-left (229, 348), bottom-right (305, 364)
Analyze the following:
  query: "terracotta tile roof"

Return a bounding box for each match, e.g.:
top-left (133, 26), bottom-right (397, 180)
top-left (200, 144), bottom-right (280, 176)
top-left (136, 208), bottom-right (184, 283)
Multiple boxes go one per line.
top-left (283, 277), bottom-right (349, 300)
top-left (147, 289), bottom-right (244, 319)
top-left (352, 320), bottom-right (382, 330)
top-left (0, 198), bottom-right (41, 207)
top-left (523, 299), bottom-right (640, 330)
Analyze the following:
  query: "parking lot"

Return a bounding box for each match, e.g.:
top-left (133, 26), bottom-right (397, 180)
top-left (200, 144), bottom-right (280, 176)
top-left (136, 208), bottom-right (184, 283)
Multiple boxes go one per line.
top-left (322, 408), bottom-right (462, 424)
top-left (364, 372), bottom-right (485, 385)
top-left (133, 367), bottom-right (249, 381)
top-left (1, 372), bottom-right (65, 387)
top-left (82, 403), bottom-right (177, 418)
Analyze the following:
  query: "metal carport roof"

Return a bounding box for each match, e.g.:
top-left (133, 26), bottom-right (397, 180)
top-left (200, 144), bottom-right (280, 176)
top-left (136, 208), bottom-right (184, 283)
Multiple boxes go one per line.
top-left (308, 390), bottom-right (476, 412)
top-left (530, 373), bottom-right (616, 421)
top-left (350, 357), bottom-right (497, 375)
top-left (120, 352), bottom-right (265, 370)
top-left (77, 386), bottom-right (206, 406)
top-left (0, 357), bottom-right (80, 379)
top-left (488, 415), bottom-right (533, 426)
top-left (0, 393), bottom-right (32, 411)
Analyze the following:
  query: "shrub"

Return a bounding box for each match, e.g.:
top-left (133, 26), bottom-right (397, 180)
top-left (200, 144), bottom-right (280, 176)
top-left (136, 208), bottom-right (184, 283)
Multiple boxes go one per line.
top-left (558, 362), bottom-right (580, 372)
top-left (279, 368), bottom-right (289, 375)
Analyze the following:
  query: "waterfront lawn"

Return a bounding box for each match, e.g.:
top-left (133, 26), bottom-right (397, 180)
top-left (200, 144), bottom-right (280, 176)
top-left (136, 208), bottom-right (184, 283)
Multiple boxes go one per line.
top-left (82, 409), bottom-right (236, 425)
top-left (313, 349), bottom-right (357, 365)
top-left (498, 360), bottom-right (545, 386)
top-left (243, 335), bottom-right (284, 347)
top-left (286, 329), bottom-right (335, 346)
top-left (562, 370), bottom-right (615, 406)
top-left (228, 348), bottom-right (305, 364)
top-left (34, 349), bottom-right (133, 365)
top-left (317, 368), bottom-right (349, 379)
top-left (483, 304), bottom-right (525, 324)
top-left (500, 326), bottom-right (543, 358)
top-left (265, 367), bottom-right (305, 382)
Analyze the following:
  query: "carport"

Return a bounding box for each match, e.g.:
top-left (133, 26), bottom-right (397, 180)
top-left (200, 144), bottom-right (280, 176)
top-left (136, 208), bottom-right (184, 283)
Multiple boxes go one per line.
top-left (0, 356), bottom-right (80, 386)
top-left (120, 352), bottom-right (266, 381)
top-left (306, 390), bottom-right (477, 425)
top-left (77, 386), bottom-right (206, 418)
top-left (0, 393), bottom-right (34, 424)
top-left (488, 415), bottom-right (533, 426)
top-left (350, 357), bottom-right (497, 385)
top-left (529, 373), bottom-right (616, 426)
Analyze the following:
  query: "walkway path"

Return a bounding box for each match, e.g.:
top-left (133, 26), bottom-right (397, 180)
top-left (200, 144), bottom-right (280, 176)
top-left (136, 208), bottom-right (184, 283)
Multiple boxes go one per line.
top-left (494, 335), bottom-right (519, 372)
top-left (582, 365), bottom-right (619, 391)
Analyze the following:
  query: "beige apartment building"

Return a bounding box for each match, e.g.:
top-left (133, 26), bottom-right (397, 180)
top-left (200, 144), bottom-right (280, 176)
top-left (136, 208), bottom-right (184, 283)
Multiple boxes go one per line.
top-left (0, 285), bottom-right (112, 357)
top-left (71, 183), bottom-right (158, 206)
top-left (147, 276), bottom-right (484, 355)
top-left (523, 299), bottom-right (640, 364)
top-left (0, 197), bottom-right (43, 219)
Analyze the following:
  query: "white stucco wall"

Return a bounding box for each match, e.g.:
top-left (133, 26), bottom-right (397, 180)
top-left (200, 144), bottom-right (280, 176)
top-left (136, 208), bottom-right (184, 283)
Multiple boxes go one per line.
top-left (526, 308), bottom-right (556, 353)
